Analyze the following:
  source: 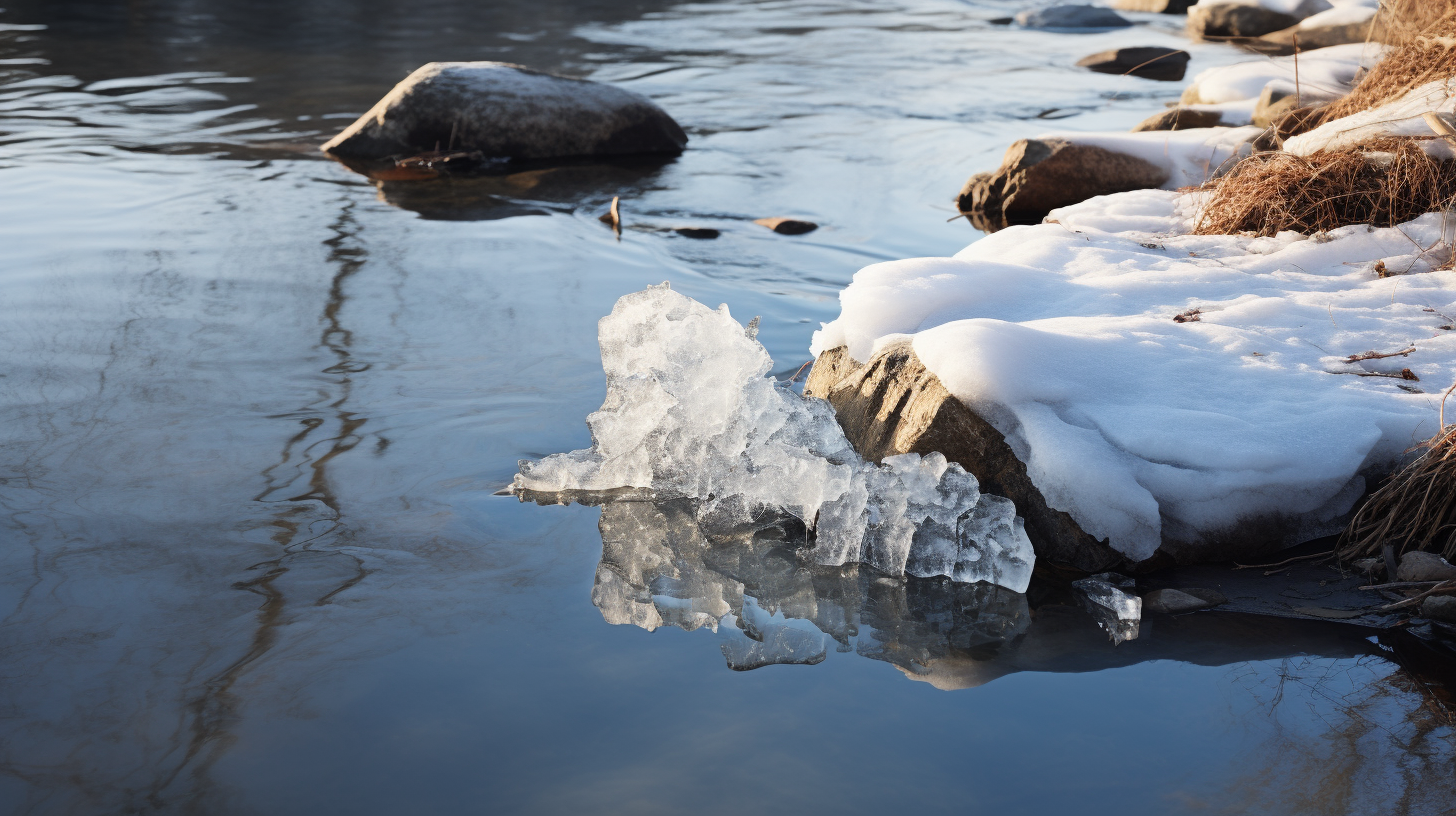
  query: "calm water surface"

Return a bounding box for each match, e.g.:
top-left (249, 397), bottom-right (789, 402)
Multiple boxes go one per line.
top-left (2, 1), bottom-right (1454, 814)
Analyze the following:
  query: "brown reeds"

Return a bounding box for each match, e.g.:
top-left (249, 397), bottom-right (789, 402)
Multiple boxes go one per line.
top-left (1340, 417), bottom-right (1456, 563)
top-left (1193, 138), bottom-right (1456, 236)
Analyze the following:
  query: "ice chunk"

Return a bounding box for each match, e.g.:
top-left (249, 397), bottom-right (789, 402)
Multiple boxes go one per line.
top-left (1073, 577), bottom-right (1143, 644)
top-left (515, 284), bottom-right (1035, 592)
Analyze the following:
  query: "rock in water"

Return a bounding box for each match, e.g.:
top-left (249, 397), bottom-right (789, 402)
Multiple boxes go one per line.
top-left (1422, 595), bottom-right (1456, 624)
top-left (1396, 551), bottom-right (1456, 583)
top-left (956, 138), bottom-right (1169, 232)
top-left (1077, 47), bottom-right (1191, 82)
top-left (1187, 3), bottom-right (1300, 39)
top-left (321, 62), bottom-right (687, 162)
top-left (804, 341), bottom-right (1129, 573)
top-left (1143, 588), bottom-right (1224, 614)
top-left (1016, 5), bottom-right (1133, 28)
top-left (1110, 0), bottom-right (1196, 12)
top-left (754, 217), bottom-right (818, 235)
top-left (1131, 108), bottom-right (1223, 132)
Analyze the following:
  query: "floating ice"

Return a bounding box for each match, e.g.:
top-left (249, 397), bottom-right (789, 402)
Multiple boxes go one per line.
top-left (1072, 576), bottom-right (1142, 644)
top-left (514, 284), bottom-right (1036, 592)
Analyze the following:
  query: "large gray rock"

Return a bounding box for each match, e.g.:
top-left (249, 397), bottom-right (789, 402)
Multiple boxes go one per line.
top-left (1132, 108), bottom-right (1223, 132)
top-left (1016, 5), bottom-right (1133, 28)
top-left (1187, 3), bottom-right (1300, 39)
top-left (1077, 47), bottom-right (1191, 82)
top-left (1111, 0), bottom-right (1196, 11)
top-left (1396, 551), bottom-right (1456, 583)
top-left (322, 62), bottom-right (687, 162)
top-left (955, 138), bottom-right (1169, 232)
top-left (805, 342), bottom-right (1340, 572)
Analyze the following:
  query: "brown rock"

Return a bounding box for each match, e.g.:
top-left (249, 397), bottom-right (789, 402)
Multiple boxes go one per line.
top-left (1246, 14), bottom-right (1389, 55)
top-left (754, 217), bottom-right (818, 235)
top-left (955, 138), bottom-right (1169, 233)
top-left (1132, 108), bottom-right (1223, 132)
top-left (805, 342), bottom-right (1129, 573)
top-left (1396, 551), bottom-right (1456, 583)
top-left (1187, 3), bottom-right (1299, 40)
top-left (1077, 47), bottom-right (1191, 82)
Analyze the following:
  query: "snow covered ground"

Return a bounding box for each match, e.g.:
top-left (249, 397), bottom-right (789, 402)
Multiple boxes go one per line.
top-left (811, 191), bottom-right (1456, 562)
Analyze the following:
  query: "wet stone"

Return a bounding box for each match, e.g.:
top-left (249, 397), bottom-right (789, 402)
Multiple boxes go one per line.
top-left (1076, 47), bottom-right (1190, 82)
top-left (754, 217), bottom-right (818, 235)
top-left (1144, 587), bottom-right (1225, 614)
top-left (1015, 5), bottom-right (1133, 29)
top-left (1421, 595), bottom-right (1456, 624)
top-left (1396, 551), bottom-right (1456, 583)
top-left (674, 227), bottom-right (720, 239)
top-left (1131, 108), bottom-right (1223, 132)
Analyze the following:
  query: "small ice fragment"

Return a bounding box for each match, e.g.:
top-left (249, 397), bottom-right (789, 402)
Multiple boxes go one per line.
top-left (1073, 577), bottom-right (1142, 644)
top-left (720, 623), bottom-right (829, 670)
top-left (515, 284), bottom-right (1036, 591)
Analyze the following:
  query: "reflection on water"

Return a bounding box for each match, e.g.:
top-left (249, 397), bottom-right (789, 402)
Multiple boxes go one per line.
top-left (575, 496), bottom-right (1399, 688)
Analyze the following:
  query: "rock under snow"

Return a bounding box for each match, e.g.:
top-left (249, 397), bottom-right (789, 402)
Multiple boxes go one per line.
top-left (514, 284), bottom-right (1036, 592)
top-left (321, 61), bottom-right (687, 162)
top-left (811, 189), bottom-right (1456, 565)
top-left (1179, 42), bottom-right (1379, 125)
top-left (1111, 0), bottom-right (1196, 12)
top-left (958, 127), bottom-right (1262, 230)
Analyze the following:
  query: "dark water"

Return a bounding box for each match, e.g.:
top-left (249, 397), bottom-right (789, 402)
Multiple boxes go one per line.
top-left (1, 1), bottom-right (1453, 814)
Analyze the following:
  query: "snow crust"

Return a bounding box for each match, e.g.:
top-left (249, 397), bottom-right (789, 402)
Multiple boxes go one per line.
top-left (515, 284), bottom-right (1036, 591)
top-left (811, 191), bottom-right (1456, 561)
top-left (1042, 127), bottom-right (1262, 189)
top-left (1284, 79), bottom-right (1456, 156)
top-left (1299, 3), bottom-right (1377, 29)
top-left (1182, 42), bottom-right (1381, 125)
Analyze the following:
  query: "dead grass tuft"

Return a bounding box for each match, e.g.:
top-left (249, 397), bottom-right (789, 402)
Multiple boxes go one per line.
top-left (1341, 418), bottom-right (1456, 563)
top-left (1193, 138), bottom-right (1456, 236)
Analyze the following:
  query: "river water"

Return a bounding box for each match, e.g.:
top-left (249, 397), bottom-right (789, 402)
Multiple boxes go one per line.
top-left (1, 1), bottom-right (1453, 813)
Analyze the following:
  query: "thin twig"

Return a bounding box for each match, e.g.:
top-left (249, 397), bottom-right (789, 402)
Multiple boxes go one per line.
top-left (1233, 550), bottom-right (1334, 570)
top-left (1376, 579), bottom-right (1456, 611)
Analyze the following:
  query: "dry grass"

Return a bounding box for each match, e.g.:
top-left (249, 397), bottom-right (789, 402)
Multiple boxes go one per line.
top-left (1193, 138), bottom-right (1456, 236)
top-left (1321, 0), bottom-right (1456, 120)
top-left (1340, 421), bottom-right (1456, 563)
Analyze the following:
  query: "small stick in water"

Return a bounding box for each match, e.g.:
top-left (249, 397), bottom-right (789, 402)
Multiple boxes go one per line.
top-left (599, 196), bottom-right (622, 240)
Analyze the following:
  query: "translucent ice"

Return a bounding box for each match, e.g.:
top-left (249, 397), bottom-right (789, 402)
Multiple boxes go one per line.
top-left (1072, 577), bottom-right (1142, 644)
top-left (514, 284), bottom-right (1035, 592)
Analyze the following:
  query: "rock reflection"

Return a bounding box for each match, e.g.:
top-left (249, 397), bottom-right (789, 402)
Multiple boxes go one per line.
top-left (366, 159), bottom-right (677, 221)
top-left (564, 496), bottom-right (1391, 689)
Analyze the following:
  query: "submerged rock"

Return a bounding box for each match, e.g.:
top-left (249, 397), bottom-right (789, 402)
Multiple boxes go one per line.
top-left (1396, 551), bottom-right (1456, 583)
top-left (955, 138), bottom-right (1169, 232)
top-left (1077, 47), bottom-right (1191, 82)
top-left (1144, 587), bottom-right (1226, 614)
top-left (1187, 3), bottom-right (1300, 39)
top-left (1132, 108), bottom-right (1223, 132)
top-left (321, 61), bottom-right (687, 163)
top-left (1015, 5), bottom-right (1133, 29)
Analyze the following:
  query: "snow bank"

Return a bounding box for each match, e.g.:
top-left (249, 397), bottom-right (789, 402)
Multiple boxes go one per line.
top-left (1284, 79), bottom-right (1456, 156)
top-left (1042, 127), bottom-right (1262, 189)
top-left (1182, 42), bottom-right (1381, 125)
top-left (1192, 0), bottom-right (1331, 16)
top-left (515, 284), bottom-right (1036, 591)
top-left (1299, 2), bottom-right (1377, 29)
top-left (811, 190), bottom-right (1456, 562)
